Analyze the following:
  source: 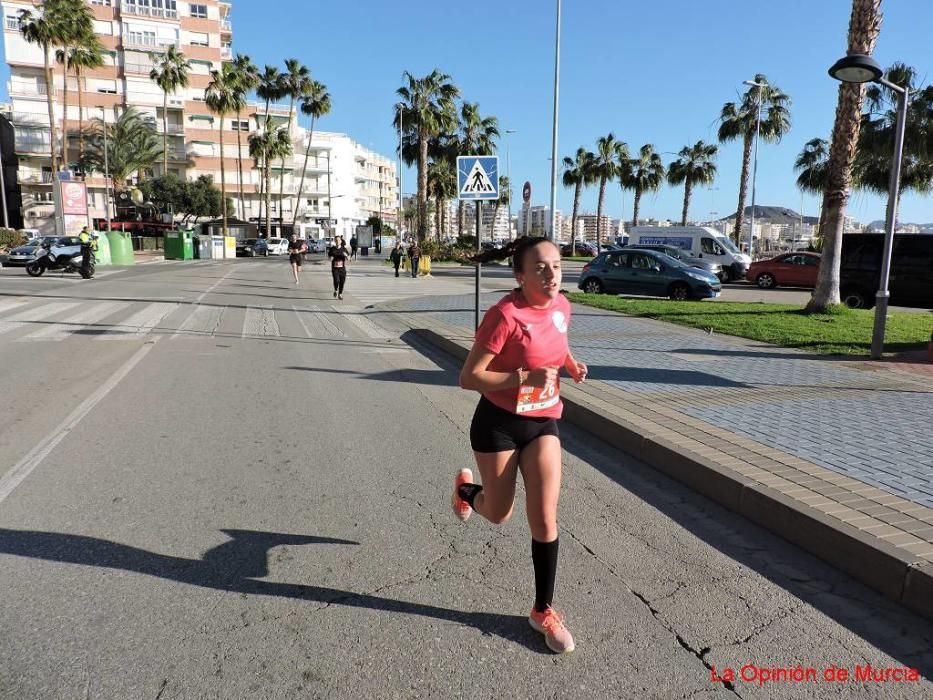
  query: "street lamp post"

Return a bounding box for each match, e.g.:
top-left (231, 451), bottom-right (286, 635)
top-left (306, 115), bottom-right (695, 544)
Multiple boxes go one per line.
top-left (100, 107), bottom-right (111, 233)
top-left (828, 54), bottom-right (909, 360)
top-left (397, 103), bottom-right (404, 241)
top-left (548, 0), bottom-right (561, 242)
top-left (505, 128), bottom-right (516, 240)
top-left (743, 79), bottom-right (766, 258)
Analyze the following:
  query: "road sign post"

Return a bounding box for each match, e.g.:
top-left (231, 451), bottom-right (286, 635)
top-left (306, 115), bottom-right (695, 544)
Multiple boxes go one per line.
top-left (457, 156), bottom-right (499, 330)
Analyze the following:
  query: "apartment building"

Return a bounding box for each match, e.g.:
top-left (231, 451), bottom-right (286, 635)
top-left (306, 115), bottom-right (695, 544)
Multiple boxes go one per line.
top-left (1, 0), bottom-right (396, 235)
top-left (516, 205), bottom-right (563, 238)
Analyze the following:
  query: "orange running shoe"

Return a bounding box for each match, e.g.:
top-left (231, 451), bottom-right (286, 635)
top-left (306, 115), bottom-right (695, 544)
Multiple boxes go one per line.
top-left (529, 606), bottom-right (575, 654)
top-left (451, 468), bottom-right (473, 521)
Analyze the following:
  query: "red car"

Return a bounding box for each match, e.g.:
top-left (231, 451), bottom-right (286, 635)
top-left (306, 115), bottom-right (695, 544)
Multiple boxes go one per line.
top-left (747, 252), bottom-right (821, 289)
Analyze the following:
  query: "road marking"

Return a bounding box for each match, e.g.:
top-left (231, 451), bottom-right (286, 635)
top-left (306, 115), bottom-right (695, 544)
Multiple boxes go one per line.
top-left (243, 307), bottom-right (280, 337)
top-left (171, 266), bottom-right (235, 339)
top-left (96, 303), bottom-right (177, 340)
top-left (0, 339), bottom-right (158, 504)
top-left (340, 305), bottom-right (395, 340)
top-left (174, 305), bottom-right (225, 338)
top-left (294, 304), bottom-right (345, 338)
top-left (0, 298), bottom-right (28, 315)
top-left (0, 302), bottom-right (80, 336)
top-left (19, 302), bottom-right (129, 341)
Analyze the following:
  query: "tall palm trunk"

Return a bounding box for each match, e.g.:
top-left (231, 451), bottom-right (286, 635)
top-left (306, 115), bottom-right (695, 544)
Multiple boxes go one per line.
top-left (458, 200), bottom-right (464, 237)
top-left (43, 46), bottom-right (58, 173)
top-left (162, 91), bottom-right (169, 174)
top-left (279, 98), bottom-right (294, 227)
top-left (807, 0), bottom-right (882, 313)
top-left (61, 58), bottom-right (69, 168)
top-left (265, 158), bottom-right (272, 237)
top-left (76, 67), bottom-right (85, 166)
top-left (733, 132), bottom-right (754, 244)
top-left (235, 108), bottom-right (244, 221)
top-left (571, 181), bottom-right (582, 256)
top-left (218, 117), bottom-right (227, 236)
top-left (293, 116), bottom-right (316, 227)
top-left (596, 176), bottom-right (607, 248)
top-left (435, 194), bottom-right (442, 241)
top-left (681, 179), bottom-right (693, 226)
top-left (417, 132), bottom-right (428, 242)
top-left (632, 185), bottom-right (644, 229)
top-left (257, 153), bottom-right (264, 226)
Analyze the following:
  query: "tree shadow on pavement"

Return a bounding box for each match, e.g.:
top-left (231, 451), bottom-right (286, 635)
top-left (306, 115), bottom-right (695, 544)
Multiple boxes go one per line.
top-left (0, 527), bottom-right (547, 654)
top-left (284, 366), bottom-right (458, 387)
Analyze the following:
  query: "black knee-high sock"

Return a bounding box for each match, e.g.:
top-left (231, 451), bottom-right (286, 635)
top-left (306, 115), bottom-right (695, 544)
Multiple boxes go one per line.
top-left (532, 537), bottom-right (559, 612)
top-left (457, 483), bottom-right (482, 508)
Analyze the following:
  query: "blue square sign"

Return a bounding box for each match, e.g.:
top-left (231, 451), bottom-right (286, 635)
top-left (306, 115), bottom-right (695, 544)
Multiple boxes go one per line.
top-left (457, 156), bottom-right (499, 200)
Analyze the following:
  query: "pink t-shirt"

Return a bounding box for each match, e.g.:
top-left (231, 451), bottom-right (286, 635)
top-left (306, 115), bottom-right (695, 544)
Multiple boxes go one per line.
top-left (473, 290), bottom-right (571, 419)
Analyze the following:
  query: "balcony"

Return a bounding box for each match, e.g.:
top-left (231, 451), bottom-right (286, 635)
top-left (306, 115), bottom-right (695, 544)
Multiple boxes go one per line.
top-left (5, 17), bottom-right (20, 31)
top-left (18, 172), bottom-right (55, 184)
top-left (220, 19), bottom-right (232, 31)
top-left (123, 35), bottom-right (179, 51)
top-left (157, 123), bottom-right (185, 135)
top-left (8, 81), bottom-right (48, 97)
top-left (121, 4), bottom-right (179, 19)
top-left (220, 47), bottom-right (232, 59)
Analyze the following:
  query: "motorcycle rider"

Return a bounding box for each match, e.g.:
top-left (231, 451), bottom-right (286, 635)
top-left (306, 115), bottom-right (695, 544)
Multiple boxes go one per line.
top-left (78, 226), bottom-right (96, 277)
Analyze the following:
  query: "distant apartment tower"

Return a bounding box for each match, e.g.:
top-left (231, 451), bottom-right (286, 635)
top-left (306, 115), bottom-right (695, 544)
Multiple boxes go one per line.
top-left (576, 214), bottom-right (616, 241)
top-left (1, 0), bottom-right (396, 236)
top-left (516, 205), bottom-right (562, 238)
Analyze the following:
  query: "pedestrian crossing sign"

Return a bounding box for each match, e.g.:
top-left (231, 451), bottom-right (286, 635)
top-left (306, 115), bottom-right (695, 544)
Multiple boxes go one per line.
top-left (457, 156), bottom-right (499, 200)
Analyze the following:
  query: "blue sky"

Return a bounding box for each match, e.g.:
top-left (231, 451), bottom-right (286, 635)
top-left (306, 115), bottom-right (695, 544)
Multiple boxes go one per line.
top-left (4, 0), bottom-right (933, 224)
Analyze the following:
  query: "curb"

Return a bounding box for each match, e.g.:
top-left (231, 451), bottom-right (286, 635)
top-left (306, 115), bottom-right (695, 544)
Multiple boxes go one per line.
top-left (408, 325), bottom-right (933, 622)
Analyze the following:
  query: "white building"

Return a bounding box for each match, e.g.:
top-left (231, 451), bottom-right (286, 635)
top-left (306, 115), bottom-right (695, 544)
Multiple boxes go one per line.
top-left (516, 205), bottom-right (563, 238)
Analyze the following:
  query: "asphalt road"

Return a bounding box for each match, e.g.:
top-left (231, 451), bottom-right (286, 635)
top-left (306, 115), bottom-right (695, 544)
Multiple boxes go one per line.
top-left (0, 258), bottom-right (930, 699)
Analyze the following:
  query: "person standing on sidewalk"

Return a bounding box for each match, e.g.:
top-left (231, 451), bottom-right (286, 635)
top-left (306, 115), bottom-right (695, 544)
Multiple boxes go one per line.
top-left (408, 240), bottom-right (421, 278)
top-left (453, 236), bottom-right (587, 655)
top-left (349, 235), bottom-right (359, 261)
top-left (287, 234), bottom-right (306, 286)
top-left (328, 235), bottom-right (351, 300)
top-left (390, 241), bottom-right (403, 278)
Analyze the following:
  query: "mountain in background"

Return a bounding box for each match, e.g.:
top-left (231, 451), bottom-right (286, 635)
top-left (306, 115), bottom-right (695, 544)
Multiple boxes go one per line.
top-left (868, 220), bottom-right (933, 232)
top-left (717, 206), bottom-right (819, 225)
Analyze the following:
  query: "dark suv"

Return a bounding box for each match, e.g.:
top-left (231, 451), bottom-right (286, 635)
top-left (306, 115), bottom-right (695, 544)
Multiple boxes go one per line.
top-left (840, 233), bottom-right (933, 309)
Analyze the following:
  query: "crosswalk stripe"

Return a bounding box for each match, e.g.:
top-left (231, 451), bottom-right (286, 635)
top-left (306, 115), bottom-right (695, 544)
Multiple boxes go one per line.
top-left (96, 303), bottom-right (178, 340)
top-left (172, 304), bottom-right (226, 338)
top-left (19, 302), bottom-right (129, 341)
top-left (294, 304), bottom-right (345, 338)
top-left (340, 305), bottom-right (395, 340)
top-left (242, 307), bottom-right (280, 337)
top-left (0, 302), bottom-right (81, 336)
top-left (0, 298), bottom-right (28, 316)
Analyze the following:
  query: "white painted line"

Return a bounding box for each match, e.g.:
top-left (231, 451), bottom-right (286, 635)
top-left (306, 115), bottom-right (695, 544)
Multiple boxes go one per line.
top-left (0, 339), bottom-right (158, 504)
top-left (19, 302), bottom-right (129, 341)
top-left (171, 266), bottom-right (235, 339)
top-left (242, 307), bottom-right (280, 337)
top-left (0, 298), bottom-right (28, 315)
top-left (340, 306), bottom-right (395, 340)
top-left (294, 304), bottom-right (345, 338)
top-left (0, 302), bottom-right (80, 336)
top-left (96, 303), bottom-right (177, 340)
top-left (173, 305), bottom-right (225, 338)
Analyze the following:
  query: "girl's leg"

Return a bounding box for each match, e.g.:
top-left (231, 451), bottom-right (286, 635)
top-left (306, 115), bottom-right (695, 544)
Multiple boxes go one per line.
top-left (292, 262), bottom-right (299, 284)
top-left (332, 268), bottom-right (339, 295)
top-left (465, 450), bottom-right (520, 524)
top-left (338, 268), bottom-right (347, 295)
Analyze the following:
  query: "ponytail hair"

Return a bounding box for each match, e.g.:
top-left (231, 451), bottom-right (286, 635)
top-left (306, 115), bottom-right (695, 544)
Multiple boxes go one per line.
top-left (470, 236), bottom-right (556, 271)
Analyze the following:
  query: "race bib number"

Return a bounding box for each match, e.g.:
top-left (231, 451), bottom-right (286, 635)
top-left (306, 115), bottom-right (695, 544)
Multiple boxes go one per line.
top-left (516, 376), bottom-right (560, 414)
top-left (334, 260), bottom-right (344, 268)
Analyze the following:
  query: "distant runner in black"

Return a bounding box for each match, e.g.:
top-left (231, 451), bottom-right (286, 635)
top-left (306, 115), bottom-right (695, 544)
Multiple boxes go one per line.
top-left (287, 234), bottom-right (306, 286)
top-left (328, 235), bottom-right (351, 300)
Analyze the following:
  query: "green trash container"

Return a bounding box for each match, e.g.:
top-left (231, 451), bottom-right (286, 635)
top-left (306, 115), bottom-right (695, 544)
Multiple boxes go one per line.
top-left (93, 230), bottom-right (111, 266)
top-left (164, 229), bottom-right (195, 260)
top-left (107, 231), bottom-right (135, 265)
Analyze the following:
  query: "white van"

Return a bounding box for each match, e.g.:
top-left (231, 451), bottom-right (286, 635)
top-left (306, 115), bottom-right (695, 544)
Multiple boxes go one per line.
top-left (627, 227), bottom-right (751, 282)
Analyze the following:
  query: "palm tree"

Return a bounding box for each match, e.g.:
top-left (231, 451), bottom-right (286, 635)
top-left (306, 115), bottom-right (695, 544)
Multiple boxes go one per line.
top-left (19, 2), bottom-right (71, 173)
top-left (293, 80), bottom-right (331, 227)
top-left (807, 0), bottom-right (882, 313)
top-left (56, 38), bottom-right (104, 169)
top-left (620, 144), bottom-right (666, 229)
top-left (794, 138), bottom-right (830, 195)
top-left (427, 159), bottom-right (454, 240)
top-left (256, 65), bottom-right (284, 226)
top-left (277, 59), bottom-right (311, 223)
top-left (395, 70), bottom-right (460, 242)
top-left (52, 0), bottom-right (93, 169)
top-left (149, 46), bottom-right (190, 175)
top-left (205, 63), bottom-right (242, 237)
top-left (250, 127), bottom-right (291, 237)
top-left (667, 141), bottom-right (718, 226)
top-left (81, 107), bottom-right (163, 190)
top-left (591, 134), bottom-right (628, 248)
top-left (718, 74), bottom-right (792, 244)
top-left (231, 54), bottom-right (259, 221)
top-left (562, 147), bottom-right (595, 254)
top-left (454, 101), bottom-right (499, 236)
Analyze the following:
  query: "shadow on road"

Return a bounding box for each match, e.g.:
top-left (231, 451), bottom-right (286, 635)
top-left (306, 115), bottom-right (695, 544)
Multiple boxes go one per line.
top-left (0, 527), bottom-right (546, 653)
top-left (284, 366), bottom-right (457, 387)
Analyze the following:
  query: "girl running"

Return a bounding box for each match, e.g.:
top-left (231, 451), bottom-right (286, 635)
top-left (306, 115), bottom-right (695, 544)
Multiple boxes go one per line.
top-left (287, 234), bottom-right (306, 286)
top-left (328, 235), bottom-right (351, 300)
top-left (453, 236), bottom-right (587, 654)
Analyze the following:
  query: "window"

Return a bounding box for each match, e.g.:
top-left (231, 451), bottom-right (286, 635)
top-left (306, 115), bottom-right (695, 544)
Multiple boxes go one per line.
top-left (96, 79), bottom-right (118, 94)
top-left (630, 253), bottom-right (654, 270)
top-left (701, 237), bottom-right (716, 254)
top-left (231, 119), bottom-right (249, 131)
top-left (93, 20), bottom-right (113, 35)
top-left (190, 4), bottom-right (207, 18)
top-left (189, 31), bottom-right (208, 47)
top-left (91, 0), bottom-right (112, 5)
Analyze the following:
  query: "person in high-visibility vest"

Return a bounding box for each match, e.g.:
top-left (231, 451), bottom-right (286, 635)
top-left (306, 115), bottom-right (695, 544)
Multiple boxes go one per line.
top-left (78, 226), bottom-right (95, 276)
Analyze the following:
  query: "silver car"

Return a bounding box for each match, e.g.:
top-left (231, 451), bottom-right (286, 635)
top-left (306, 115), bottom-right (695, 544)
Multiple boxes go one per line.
top-left (6, 236), bottom-right (82, 266)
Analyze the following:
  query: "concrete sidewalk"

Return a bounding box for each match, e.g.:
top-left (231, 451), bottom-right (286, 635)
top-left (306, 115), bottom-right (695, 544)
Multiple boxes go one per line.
top-left (376, 291), bottom-right (933, 620)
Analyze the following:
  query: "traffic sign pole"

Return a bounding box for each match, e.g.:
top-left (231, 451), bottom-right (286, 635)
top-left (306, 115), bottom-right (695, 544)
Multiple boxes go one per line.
top-left (475, 200), bottom-right (481, 330)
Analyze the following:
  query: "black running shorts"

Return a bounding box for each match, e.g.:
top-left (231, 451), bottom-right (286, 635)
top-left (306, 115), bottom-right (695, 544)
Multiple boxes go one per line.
top-left (289, 253), bottom-right (302, 266)
top-left (470, 396), bottom-right (559, 453)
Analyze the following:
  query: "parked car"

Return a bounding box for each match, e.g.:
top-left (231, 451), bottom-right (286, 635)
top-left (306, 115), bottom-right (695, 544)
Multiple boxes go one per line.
top-left (561, 241), bottom-right (598, 257)
top-left (625, 243), bottom-right (723, 281)
top-left (236, 238), bottom-right (260, 257)
top-left (251, 238), bottom-right (269, 256)
top-left (578, 248), bottom-right (722, 300)
top-left (5, 236), bottom-right (81, 266)
top-left (747, 252), bottom-right (821, 289)
top-left (839, 233), bottom-right (933, 309)
top-left (265, 237), bottom-right (288, 255)
top-left (309, 238), bottom-right (328, 254)
top-left (628, 226), bottom-right (751, 282)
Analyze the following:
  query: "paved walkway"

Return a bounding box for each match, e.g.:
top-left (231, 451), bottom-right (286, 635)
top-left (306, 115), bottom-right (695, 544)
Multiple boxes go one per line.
top-left (376, 291), bottom-right (933, 618)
